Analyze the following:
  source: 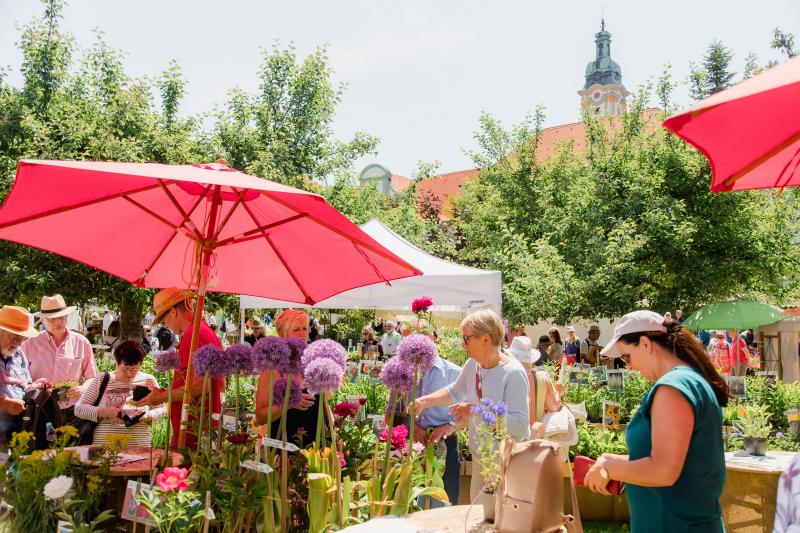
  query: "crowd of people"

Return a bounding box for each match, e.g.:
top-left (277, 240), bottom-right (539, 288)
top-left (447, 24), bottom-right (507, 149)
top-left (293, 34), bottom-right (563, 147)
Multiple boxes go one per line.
top-left (0, 293), bottom-right (773, 531)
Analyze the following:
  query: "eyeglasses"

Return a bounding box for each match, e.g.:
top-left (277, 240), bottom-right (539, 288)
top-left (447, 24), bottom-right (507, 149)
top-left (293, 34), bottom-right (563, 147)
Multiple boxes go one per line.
top-left (462, 334), bottom-right (477, 343)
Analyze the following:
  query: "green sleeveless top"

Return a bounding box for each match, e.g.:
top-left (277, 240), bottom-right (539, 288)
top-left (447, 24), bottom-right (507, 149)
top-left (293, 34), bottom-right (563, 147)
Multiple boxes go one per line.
top-left (625, 366), bottom-right (726, 532)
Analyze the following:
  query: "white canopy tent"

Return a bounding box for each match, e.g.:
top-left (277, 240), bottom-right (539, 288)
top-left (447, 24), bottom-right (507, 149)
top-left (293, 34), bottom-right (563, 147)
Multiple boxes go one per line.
top-left (240, 219), bottom-right (502, 313)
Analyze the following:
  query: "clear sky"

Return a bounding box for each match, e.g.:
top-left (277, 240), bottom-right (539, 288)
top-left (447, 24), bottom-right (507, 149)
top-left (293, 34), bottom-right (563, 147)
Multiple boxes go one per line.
top-left (1, 1), bottom-right (798, 177)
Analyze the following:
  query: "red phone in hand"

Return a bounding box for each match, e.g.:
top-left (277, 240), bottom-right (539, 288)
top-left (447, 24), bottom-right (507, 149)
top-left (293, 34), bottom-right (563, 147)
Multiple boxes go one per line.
top-left (573, 455), bottom-right (624, 495)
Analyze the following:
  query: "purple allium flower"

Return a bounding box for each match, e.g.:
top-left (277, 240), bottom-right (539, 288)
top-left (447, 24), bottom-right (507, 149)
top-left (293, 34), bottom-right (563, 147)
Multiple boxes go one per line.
top-left (303, 358), bottom-right (343, 395)
top-left (381, 356), bottom-right (414, 393)
top-left (397, 334), bottom-right (437, 372)
top-left (302, 339), bottom-right (348, 372)
top-left (272, 375), bottom-right (303, 408)
top-left (225, 343), bottom-right (255, 375)
top-left (154, 350), bottom-right (181, 372)
top-left (280, 337), bottom-right (307, 375)
top-left (252, 337), bottom-right (290, 373)
top-left (193, 344), bottom-right (227, 378)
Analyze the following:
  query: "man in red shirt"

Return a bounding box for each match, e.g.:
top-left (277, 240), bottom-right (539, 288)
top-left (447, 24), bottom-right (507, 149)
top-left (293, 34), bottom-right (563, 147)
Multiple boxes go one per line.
top-left (135, 288), bottom-right (222, 449)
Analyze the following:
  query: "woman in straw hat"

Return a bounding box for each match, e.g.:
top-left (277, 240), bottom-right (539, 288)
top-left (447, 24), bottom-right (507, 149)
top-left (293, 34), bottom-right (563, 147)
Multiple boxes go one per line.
top-left (254, 309), bottom-right (318, 446)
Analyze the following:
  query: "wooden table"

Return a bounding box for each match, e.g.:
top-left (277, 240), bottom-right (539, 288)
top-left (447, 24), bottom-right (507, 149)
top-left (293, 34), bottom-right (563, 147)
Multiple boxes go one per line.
top-left (406, 505), bottom-right (495, 533)
top-left (721, 451), bottom-right (793, 533)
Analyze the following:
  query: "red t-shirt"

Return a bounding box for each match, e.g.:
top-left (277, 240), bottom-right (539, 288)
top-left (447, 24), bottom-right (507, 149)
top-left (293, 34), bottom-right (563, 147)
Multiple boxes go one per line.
top-left (170, 322), bottom-right (223, 449)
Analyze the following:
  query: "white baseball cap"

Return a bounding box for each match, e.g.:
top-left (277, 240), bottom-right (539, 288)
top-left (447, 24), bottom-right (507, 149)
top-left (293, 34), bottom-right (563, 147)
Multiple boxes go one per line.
top-left (601, 310), bottom-right (667, 358)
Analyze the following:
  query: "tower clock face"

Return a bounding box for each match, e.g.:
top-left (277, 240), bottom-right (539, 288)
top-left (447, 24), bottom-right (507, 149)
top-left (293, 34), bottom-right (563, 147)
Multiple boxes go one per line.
top-left (591, 90), bottom-right (602, 102)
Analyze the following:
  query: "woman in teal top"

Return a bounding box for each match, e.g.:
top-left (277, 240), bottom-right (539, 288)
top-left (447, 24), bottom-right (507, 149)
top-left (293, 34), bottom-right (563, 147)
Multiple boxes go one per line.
top-left (584, 310), bottom-right (729, 532)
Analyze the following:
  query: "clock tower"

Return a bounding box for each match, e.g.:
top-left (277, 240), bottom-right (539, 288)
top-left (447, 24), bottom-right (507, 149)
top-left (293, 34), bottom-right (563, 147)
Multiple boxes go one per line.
top-left (578, 20), bottom-right (629, 118)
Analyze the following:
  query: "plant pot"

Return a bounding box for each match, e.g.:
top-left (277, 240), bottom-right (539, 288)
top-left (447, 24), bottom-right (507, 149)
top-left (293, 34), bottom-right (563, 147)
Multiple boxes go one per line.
top-left (744, 437), bottom-right (768, 456)
top-left (481, 491), bottom-right (495, 522)
top-left (786, 410), bottom-right (800, 436)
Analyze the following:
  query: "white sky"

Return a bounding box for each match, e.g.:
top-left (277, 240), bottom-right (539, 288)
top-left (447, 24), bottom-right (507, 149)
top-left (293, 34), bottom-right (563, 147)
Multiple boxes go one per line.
top-left (1, 1), bottom-right (798, 177)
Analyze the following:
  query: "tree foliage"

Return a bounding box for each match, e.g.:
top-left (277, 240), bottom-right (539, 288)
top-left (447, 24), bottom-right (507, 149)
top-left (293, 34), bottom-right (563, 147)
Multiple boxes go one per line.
top-left (452, 75), bottom-right (800, 324)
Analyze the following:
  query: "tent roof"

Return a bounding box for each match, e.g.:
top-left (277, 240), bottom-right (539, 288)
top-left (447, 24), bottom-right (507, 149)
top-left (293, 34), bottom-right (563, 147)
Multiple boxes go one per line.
top-left (240, 219), bottom-right (502, 312)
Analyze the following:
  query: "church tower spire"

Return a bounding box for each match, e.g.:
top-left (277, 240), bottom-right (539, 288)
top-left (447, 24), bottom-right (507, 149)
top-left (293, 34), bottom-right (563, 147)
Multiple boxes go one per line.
top-left (578, 20), bottom-right (629, 117)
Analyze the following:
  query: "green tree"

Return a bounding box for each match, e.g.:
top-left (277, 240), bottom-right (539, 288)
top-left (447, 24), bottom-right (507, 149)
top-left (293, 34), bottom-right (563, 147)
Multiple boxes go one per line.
top-left (688, 40), bottom-right (736, 100)
top-left (452, 75), bottom-right (800, 323)
top-left (212, 43), bottom-right (379, 190)
top-left (771, 28), bottom-right (797, 59)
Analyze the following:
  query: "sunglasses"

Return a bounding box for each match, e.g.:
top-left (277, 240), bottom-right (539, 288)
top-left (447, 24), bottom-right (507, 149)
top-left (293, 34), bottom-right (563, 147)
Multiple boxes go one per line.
top-left (462, 334), bottom-right (477, 343)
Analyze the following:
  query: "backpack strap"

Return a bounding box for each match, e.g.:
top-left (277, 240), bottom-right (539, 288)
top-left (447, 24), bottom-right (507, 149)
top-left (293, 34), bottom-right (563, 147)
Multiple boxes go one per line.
top-left (531, 371), bottom-right (547, 423)
top-left (565, 452), bottom-right (584, 533)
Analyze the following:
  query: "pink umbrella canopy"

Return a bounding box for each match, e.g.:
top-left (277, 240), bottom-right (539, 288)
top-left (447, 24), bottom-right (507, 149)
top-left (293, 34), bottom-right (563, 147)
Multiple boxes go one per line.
top-left (0, 160), bottom-right (421, 303)
top-left (663, 55), bottom-right (800, 193)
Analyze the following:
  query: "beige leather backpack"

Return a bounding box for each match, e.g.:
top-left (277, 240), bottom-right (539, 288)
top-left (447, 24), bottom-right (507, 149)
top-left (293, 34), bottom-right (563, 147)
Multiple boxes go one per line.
top-left (494, 437), bottom-right (583, 533)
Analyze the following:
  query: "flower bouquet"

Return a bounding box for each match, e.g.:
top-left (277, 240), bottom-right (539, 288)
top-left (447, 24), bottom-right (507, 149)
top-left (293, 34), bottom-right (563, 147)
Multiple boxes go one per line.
top-left (472, 398), bottom-right (509, 521)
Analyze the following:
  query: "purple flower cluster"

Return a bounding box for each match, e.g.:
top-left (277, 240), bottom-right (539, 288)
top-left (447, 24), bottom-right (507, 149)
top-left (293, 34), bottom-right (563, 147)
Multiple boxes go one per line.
top-left (252, 337), bottom-right (291, 373)
top-left (397, 334), bottom-right (437, 372)
top-left (303, 358), bottom-right (343, 395)
top-left (471, 398), bottom-right (509, 426)
top-left (154, 349), bottom-right (181, 373)
top-left (272, 375), bottom-right (303, 408)
top-left (302, 339), bottom-right (347, 372)
top-left (281, 337), bottom-right (307, 375)
top-left (380, 356), bottom-right (414, 393)
top-left (225, 343), bottom-right (255, 375)
top-left (192, 344), bottom-right (227, 378)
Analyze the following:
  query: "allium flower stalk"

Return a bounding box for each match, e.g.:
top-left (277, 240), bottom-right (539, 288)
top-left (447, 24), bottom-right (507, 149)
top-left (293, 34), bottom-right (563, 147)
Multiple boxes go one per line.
top-left (192, 344), bottom-right (227, 378)
top-left (302, 339), bottom-right (348, 372)
top-left (252, 336), bottom-right (290, 373)
top-left (225, 343), bottom-right (255, 375)
top-left (380, 356), bottom-right (414, 393)
top-left (154, 349), bottom-right (181, 372)
top-left (303, 358), bottom-right (343, 395)
top-left (272, 375), bottom-right (303, 408)
top-left (397, 334), bottom-right (437, 372)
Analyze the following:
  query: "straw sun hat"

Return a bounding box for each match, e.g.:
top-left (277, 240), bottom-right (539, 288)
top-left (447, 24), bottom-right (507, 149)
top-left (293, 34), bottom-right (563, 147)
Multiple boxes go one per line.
top-left (34, 294), bottom-right (77, 319)
top-left (153, 287), bottom-right (196, 325)
top-left (0, 305), bottom-right (39, 338)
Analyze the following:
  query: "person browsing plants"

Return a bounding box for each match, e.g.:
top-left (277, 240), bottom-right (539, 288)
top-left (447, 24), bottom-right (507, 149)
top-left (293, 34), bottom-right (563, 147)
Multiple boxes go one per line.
top-left (133, 287), bottom-right (222, 450)
top-left (583, 311), bottom-right (728, 533)
top-left (412, 309), bottom-right (530, 501)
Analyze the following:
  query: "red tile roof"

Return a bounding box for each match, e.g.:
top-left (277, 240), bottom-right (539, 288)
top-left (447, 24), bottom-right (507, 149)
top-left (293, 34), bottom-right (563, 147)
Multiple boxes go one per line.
top-left (391, 174), bottom-right (413, 192)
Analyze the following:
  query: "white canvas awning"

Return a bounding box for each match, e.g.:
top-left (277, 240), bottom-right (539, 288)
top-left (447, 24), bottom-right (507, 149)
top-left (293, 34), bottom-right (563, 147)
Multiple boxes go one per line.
top-left (240, 219), bottom-right (501, 313)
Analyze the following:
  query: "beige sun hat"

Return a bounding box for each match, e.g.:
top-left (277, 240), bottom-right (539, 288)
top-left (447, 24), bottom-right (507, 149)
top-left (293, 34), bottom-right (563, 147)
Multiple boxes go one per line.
top-left (0, 306), bottom-right (40, 337)
top-left (153, 287), bottom-right (195, 325)
top-left (35, 294), bottom-right (77, 319)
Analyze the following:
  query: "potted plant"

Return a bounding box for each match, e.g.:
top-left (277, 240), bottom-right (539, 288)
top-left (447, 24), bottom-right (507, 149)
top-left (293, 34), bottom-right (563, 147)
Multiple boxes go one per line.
top-left (472, 399), bottom-right (509, 522)
top-left (734, 404), bottom-right (772, 456)
top-left (785, 409), bottom-right (800, 437)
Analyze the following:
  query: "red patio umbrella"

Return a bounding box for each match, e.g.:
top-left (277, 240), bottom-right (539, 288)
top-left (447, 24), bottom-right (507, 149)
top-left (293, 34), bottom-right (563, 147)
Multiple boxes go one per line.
top-left (663, 55), bottom-right (800, 193)
top-left (0, 159), bottom-right (421, 446)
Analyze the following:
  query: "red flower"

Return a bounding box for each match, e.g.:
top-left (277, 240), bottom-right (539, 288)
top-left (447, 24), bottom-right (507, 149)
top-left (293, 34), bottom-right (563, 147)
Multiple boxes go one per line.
top-left (226, 433), bottom-right (251, 445)
top-left (156, 467), bottom-right (189, 492)
top-left (358, 397), bottom-right (367, 406)
top-left (411, 296), bottom-right (434, 314)
top-left (334, 401), bottom-right (359, 418)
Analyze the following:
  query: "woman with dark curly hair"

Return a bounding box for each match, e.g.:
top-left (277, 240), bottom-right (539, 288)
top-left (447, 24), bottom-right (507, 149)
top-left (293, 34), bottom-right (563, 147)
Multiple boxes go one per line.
top-left (584, 310), bottom-right (728, 532)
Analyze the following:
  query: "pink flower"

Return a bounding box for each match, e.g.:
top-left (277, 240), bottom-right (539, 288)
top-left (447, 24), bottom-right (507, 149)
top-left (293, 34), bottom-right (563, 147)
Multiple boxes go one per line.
top-left (412, 296), bottom-right (434, 314)
top-left (358, 397), bottom-right (367, 406)
top-left (156, 467), bottom-right (189, 492)
top-left (380, 424), bottom-right (409, 451)
top-left (412, 442), bottom-right (425, 454)
top-left (338, 450), bottom-right (346, 468)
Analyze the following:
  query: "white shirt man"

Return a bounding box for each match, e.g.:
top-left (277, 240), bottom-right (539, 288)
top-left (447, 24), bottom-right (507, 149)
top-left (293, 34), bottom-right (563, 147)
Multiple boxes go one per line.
top-left (380, 323), bottom-right (402, 357)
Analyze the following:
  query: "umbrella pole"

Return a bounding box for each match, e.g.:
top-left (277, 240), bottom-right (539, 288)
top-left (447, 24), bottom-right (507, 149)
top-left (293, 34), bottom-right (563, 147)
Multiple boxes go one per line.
top-left (178, 186), bottom-right (222, 450)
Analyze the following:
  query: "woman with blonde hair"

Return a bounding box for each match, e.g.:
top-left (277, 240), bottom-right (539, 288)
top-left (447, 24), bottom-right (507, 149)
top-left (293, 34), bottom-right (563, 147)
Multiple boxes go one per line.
top-left (254, 309), bottom-right (318, 445)
top-left (413, 309), bottom-right (530, 500)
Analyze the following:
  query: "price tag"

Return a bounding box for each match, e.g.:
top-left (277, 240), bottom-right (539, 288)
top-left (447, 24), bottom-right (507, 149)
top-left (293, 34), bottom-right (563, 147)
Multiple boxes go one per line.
top-left (241, 459), bottom-right (273, 474)
top-left (261, 437), bottom-right (299, 452)
top-left (205, 507), bottom-right (216, 520)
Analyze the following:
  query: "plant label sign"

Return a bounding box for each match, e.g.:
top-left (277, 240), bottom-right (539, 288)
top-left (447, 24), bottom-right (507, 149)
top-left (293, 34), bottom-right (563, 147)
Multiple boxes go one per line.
top-left (121, 480), bottom-right (157, 527)
top-left (241, 459), bottom-right (273, 474)
top-left (262, 437), bottom-right (299, 452)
